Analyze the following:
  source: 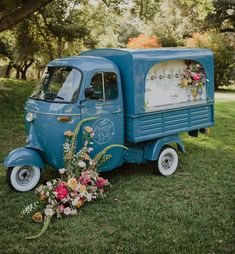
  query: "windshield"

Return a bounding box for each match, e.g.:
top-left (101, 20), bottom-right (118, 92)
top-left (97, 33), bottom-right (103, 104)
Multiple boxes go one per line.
top-left (30, 67), bottom-right (82, 102)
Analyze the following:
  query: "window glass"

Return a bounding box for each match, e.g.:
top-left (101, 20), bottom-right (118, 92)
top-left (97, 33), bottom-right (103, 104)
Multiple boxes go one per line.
top-left (89, 72), bottom-right (118, 101)
top-left (90, 73), bottom-right (104, 100)
top-left (104, 73), bottom-right (118, 100)
top-left (30, 67), bottom-right (81, 102)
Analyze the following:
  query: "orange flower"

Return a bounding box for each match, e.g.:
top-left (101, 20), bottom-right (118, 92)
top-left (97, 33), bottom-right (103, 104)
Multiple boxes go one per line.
top-left (32, 212), bottom-right (43, 223)
top-left (76, 201), bottom-right (84, 209)
top-left (64, 130), bottom-right (73, 137)
top-left (39, 194), bottom-right (47, 201)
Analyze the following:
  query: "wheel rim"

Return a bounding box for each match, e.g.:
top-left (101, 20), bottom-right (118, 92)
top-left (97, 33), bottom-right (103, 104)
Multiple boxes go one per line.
top-left (10, 166), bottom-right (41, 191)
top-left (157, 147), bottom-right (178, 176)
top-left (16, 167), bottom-right (35, 186)
top-left (161, 153), bottom-right (174, 170)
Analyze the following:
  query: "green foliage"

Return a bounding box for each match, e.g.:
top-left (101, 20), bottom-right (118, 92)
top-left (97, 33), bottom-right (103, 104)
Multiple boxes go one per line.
top-left (185, 32), bottom-right (235, 89)
top-left (205, 0), bottom-right (235, 33)
top-left (25, 216), bottom-right (51, 240)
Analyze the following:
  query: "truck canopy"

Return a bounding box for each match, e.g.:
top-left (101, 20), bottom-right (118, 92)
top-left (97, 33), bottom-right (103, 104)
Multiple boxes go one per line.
top-left (80, 48), bottom-right (214, 143)
top-left (80, 48), bottom-right (214, 116)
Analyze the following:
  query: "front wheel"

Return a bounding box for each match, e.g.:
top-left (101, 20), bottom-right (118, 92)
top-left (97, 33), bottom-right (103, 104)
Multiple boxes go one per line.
top-left (6, 166), bottom-right (41, 192)
top-left (153, 145), bottom-right (179, 176)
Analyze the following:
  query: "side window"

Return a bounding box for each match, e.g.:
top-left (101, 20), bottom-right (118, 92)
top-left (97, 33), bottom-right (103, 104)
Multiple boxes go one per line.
top-left (104, 73), bottom-right (118, 100)
top-left (89, 72), bottom-right (118, 101)
top-left (90, 73), bottom-right (103, 100)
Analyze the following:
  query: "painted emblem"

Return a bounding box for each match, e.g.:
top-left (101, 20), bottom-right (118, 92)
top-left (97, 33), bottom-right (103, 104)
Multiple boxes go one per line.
top-left (93, 118), bottom-right (114, 145)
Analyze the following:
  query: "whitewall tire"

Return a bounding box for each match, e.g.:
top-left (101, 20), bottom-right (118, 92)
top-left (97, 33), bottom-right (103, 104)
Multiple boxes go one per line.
top-left (6, 166), bottom-right (41, 192)
top-left (154, 145), bottom-right (179, 176)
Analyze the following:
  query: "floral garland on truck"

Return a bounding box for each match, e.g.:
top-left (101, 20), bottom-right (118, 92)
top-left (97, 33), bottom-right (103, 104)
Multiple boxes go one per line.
top-left (22, 118), bottom-right (126, 239)
top-left (178, 63), bottom-right (208, 101)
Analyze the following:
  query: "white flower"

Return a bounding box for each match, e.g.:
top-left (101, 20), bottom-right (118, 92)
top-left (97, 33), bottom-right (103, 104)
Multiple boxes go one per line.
top-left (46, 181), bottom-right (52, 189)
top-left (70, 209), bottom-right (77, 215)
top-left (87, 147), bottom-right (94, 153)
top-left (36, 185), bottom-right (43, 193)
top-left (63, 207), bottom-right (71, 215)
top-left (44, 208), bottom-right (55, 216)
top-left (86, 193), bottom-right (92, 202)
top-left (59, 168), bottom-right (66, 174)
top-left (72, 197), bottom-right (80, 206)
top-left (78, 160), bottom-right (86, 168)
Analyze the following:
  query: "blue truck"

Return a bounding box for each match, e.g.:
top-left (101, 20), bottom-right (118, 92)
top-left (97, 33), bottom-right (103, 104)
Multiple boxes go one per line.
top-left (4, 48), bottom-right (214, 191)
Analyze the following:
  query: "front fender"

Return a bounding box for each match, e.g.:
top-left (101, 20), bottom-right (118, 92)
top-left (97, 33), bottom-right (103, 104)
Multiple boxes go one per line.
top-left (4, 147), bottom-right (45, 169)
top-left (144, 135), bottom-right (185, 161)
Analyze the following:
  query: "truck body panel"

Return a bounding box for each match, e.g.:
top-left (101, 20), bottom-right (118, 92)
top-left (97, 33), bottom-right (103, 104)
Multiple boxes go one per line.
top-left (80, 48), bottom-right (214, 143)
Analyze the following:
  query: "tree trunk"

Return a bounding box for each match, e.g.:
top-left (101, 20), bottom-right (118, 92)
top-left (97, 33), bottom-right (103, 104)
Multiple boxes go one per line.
top-left (21, 70), bottom-right (27, 80)
top-left (20, 60), bottom-right (34, 80)
top-left (4, 62), bottom-right (13, 78)
top-left (16, 68), bottom-right (20, 79)
top-left (57, 37), bottom-right (63, 58)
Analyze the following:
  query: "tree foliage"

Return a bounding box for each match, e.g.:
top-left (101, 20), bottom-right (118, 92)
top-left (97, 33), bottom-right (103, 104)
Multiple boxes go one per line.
top-left (205, 0), bottom-right (235, 33)
top-left (185, 32), bottom-right (235, 89)
top-left (0, 0), bottom-right (53, 32)
top-left (0, 0), bottom-right (234, 87)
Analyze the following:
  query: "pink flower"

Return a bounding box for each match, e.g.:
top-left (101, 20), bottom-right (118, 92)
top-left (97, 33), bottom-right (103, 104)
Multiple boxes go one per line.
top-left (192, 74), bottom-right (200, 81)
top-left (96, 177), bottom-right (108, 189)
top-left (79, 171), bottom-right (91, 185)
top-left (59, 205), bottom-right (65, 211)
top-left (54, 182), bottom-right (68, 200)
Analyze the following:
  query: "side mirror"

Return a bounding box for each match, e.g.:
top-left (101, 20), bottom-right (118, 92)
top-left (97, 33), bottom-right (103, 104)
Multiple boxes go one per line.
top-left (84, 87), bottom-right (94, 98)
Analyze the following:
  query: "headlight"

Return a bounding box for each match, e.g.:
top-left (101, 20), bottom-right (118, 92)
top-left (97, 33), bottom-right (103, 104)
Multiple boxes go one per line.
top-left (26, 112), bottom-right (34, 122)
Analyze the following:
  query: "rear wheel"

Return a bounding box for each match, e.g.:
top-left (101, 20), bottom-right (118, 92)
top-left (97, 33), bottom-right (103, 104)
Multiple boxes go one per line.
top-left (153, 145), bottom-right (179, 176)
top-left (6, 166), bottom-right (41, 192)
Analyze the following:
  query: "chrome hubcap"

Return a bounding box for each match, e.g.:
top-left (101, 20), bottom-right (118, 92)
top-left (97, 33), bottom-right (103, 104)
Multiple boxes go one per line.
top-left (16, 167), bottom-right (34, 185)
top-left (161, 154), bottom-right (173, 170)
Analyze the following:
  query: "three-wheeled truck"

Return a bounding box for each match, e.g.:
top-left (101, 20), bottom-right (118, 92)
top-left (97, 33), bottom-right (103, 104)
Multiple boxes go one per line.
top-left (4, 48), bottom-right (214, 192)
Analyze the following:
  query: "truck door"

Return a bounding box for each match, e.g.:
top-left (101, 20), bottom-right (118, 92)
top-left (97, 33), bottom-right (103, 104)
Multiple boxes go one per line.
top-left (80, 71), bottom-right (124, 171)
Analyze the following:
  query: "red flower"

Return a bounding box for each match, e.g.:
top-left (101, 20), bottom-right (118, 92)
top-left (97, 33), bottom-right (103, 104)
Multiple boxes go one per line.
top-left (192, 74), bottom-right (200, 81)
top-left (54, 182), bottom-right (68, 200)
top-left (96, 177), bottom-right (108, 189)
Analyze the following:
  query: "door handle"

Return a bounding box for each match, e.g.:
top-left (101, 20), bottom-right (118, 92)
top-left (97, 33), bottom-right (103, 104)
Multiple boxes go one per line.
top-left (112, 109), bottom-right (122, 114)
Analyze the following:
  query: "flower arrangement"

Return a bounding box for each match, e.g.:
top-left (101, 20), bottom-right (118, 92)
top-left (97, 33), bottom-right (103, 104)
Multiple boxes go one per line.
top-left (178, 63), bottom-right (207, 89)
top-left (178, 63), bottom-right (208, 101)
top-left (22, 118), bottom-right (126, 239)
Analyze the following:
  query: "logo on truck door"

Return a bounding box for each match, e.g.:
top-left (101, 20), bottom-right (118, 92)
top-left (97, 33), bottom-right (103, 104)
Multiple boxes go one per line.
top-left (93, 118), bottom-right (114, 145)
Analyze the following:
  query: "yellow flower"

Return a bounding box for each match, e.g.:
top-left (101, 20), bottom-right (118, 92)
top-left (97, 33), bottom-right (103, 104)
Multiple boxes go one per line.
top-left (181, 78), bottom-right (189, 87)
top-left (79, 184), bottom-right (87, 193)
top-left (64, 130), bottom-right (73, 137)
top-left (67, 178), bottom-right (78, 190)
top-left (84, 126), bottom-right (93, 133)
top-left (32, 212), bottom-right (43, 223)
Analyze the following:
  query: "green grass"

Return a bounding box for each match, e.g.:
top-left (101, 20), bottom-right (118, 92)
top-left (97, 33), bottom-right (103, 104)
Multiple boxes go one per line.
top-left (0, 78), bottom-right (234, 254)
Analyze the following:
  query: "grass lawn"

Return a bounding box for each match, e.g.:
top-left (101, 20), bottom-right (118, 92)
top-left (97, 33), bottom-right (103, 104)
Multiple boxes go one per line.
top-left (0, 78), bottom-right (234, 254)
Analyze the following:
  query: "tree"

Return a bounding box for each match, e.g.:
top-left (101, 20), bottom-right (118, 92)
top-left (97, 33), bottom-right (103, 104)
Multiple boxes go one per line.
top-left (205, 0), bottom-right (235, 33)
top-left (127, 34), bottom-right (161, 48)
top-left (185, 32), bottom-right (235, 89)
top-left (145, 0), bottom-right (215, 46)
top-left (0, 0), bottom-right (53, 32)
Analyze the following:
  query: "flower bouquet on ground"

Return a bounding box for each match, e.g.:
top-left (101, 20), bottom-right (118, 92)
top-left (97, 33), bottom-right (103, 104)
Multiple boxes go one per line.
top-left (22, 118), bottom-right (126, 239)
